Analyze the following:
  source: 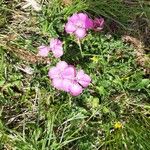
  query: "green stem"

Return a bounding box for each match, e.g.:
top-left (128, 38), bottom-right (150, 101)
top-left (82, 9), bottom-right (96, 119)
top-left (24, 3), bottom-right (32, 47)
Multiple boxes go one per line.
top-left (77, 38), bottom-right (83, 57)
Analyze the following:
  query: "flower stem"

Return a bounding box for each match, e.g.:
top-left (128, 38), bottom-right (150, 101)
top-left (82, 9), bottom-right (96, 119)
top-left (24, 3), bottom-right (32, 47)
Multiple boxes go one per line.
top-left (77, 38), bottom-right (83, 57)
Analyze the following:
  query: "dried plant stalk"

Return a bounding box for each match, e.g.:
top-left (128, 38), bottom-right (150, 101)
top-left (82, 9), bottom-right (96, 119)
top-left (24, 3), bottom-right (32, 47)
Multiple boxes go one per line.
top-left (6, 45), bottom-right (50, 64)
top-left (62, 0), bottom-right (72, 5)
top-left (1, 35), bottom-right (50, 64)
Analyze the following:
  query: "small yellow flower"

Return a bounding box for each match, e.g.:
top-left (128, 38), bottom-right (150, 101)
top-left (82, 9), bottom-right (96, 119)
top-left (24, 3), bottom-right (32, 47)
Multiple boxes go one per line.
top-left (114, 121), bottom-right (123, 129)
top-left (90, 56), bottom-right (99, 63)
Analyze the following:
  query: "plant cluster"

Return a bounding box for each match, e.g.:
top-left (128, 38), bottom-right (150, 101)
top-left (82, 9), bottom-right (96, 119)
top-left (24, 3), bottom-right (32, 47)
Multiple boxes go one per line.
top-left (37, 13), bottom-right (104, 96)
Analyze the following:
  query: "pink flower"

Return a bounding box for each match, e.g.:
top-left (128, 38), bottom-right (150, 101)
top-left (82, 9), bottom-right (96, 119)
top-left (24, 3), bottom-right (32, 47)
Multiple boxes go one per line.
top-left (76, 70), bottom-right (91, 88)
top-left (50, 38), bottom-right (63, 58)
top-left (69, 82), bottom-right (83, 96)
top-left (48, 61), bottom-right (74, 91)
top-left (38, 45), bottom-right (50, 57)
top-left (48, 61), bottom-right (68, 79)
top-left (37, 38), bottom-right (64, 58)
top-left (93, 17), bottom-right (104, 31)
top-left (65, 13), bottom-right (93, 39)
top-left (48, 61), bottom-right (91, 96)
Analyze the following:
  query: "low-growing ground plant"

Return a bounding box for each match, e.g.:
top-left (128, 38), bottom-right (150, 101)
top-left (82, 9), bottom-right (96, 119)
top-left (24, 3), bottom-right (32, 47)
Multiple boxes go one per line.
top-left (0, 0), bottom-right (150, 149)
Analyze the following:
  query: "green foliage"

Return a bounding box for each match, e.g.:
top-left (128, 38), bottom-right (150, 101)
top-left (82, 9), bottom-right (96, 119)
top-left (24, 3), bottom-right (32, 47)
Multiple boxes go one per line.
top-left (39, 0), bottom-right (88, 37)
top-left (87, 0), bottom-right (150, 29)
top-left (0, 0), bottom-right (150, 150)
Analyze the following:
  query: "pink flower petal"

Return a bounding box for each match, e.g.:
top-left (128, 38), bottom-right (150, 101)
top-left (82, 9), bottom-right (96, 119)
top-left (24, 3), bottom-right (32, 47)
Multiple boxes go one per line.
top-left (76, 70), bottom-right (91, 87)
top-left (48, 67), bottom-right (60, 79)
top-left (93, 18), bottom-right (104, 31)
top-left (70, 82), bottom-right (83, 96)
top-left (56, 39), bottom-right (62, 46)
top-left (77, 70), bottom-right (84, 76)
top-left (38, 45), bottom-right (50, 57)
top-left (79, 74), bottom-right (91, 88)
top-left (65, 22), bottom-right (76, 33)
top-left (75, 20), bottom-right (84, 28)
top-left (56, 61), bottom-right (68, 71)
top-left (77, 13), bottom-right (93, 29)
top-left (62, 79), bottom-right (72, 92)
top-left (62, 66), bottom-right (76, 80)
top-left (78, 13), bottom-right (88, 21)
top-left (85, 18), bottom-right (94, 29)
top-left (50, 38), bottom-right (63, 50)
top-left (52, 48), bottom-right (63, 58)
top-left (52, 78), bottom-right (64, 90)
top-left (76, 13), bottom-right (88, 29)
top-left (50, 38), bottom-right (57, 49)
top-left (75, 28), bottom-right (86, 39)
top-left (69, 13), bottom-right (79, 23)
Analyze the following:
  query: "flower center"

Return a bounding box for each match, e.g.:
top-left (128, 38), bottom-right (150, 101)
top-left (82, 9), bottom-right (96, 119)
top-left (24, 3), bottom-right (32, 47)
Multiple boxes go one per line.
top-left (75, 20), bottom-right (83, 28)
